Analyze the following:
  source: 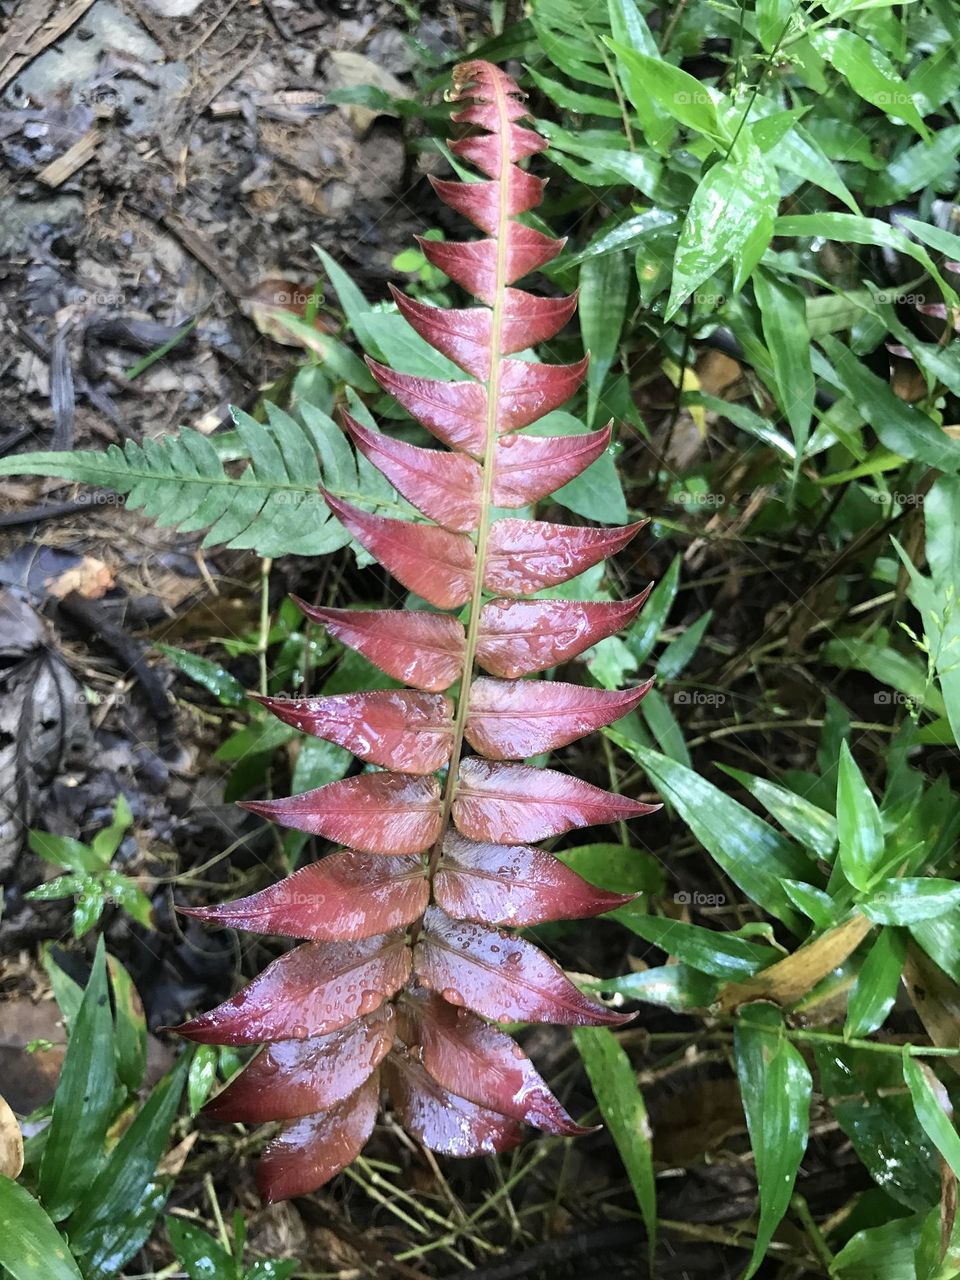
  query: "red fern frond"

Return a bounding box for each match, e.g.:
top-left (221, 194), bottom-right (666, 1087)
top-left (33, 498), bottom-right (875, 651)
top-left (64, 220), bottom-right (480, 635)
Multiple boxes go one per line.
top-left (173, 59), bottom-right (657, 1203)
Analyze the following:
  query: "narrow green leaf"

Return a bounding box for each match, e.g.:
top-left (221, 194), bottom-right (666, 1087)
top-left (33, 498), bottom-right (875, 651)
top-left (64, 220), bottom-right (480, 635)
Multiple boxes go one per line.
top-left (39, 938), bottom-right (115, 1220)
top-left (606, 736), bottom-right (809, 931)
top-left (810, 29), bottom-right (929, 138)
top-left (27, 831), bottom-right (104, 875)
top-left (69, 1053), bottom-right (189, 1245)
top-left (573, 1027), bottom-right (656, 1254)
top-left (779, 879), bottom-right (837, 930)
top-left (187, 1045), bottom-right (219, 1117)
top-left (753, 267), bottom-right (815, 467)
top-left (153, 646), bottom-right (247, 707)
top-left (656, 609), bottom-right (712, 680)
top-left (719, 766), bottom-right (837, 860)
top-left (580, 251), bottom-right (630, 426)
top-left (903, 1055), bottom-right (960, 1181)
top-left (865, 125), bottom-right (960, 204)
top-left (639, 687), bottom-right (690, 767)
top-left (606, 0), bottom-right (670, 149)
top-left (0, 1177), bottom-right (83, 1280)
top-left (107, 956), bottom-right (147, 1093)
top-left (525, 65), bottom-right (622, 117)
top-left (589, 964), bottom-right (720, 1010)
top-left (626, 554), bottom-right (680, 663)
top-left (604, 41), bottom-right (723, 140)
top-left (777, 214), bottom-right (955, 302)
top-left (836, 742), bottom-right (886, 892)
top-left (734, 1004), bottom-right (811, 1280)
top-left (845, 927), bottom-right (906, 1038)
top-left (618, 915), bottom-right (778, 980)
top-left (822, 335), bottom-right (960, 473)
top-left (863, 878), bottom-right (960, 925)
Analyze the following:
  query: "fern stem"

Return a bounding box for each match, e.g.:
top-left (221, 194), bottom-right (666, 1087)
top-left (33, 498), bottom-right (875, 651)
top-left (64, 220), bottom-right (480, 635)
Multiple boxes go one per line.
top-left (425, 74), bottom-right (513, 889)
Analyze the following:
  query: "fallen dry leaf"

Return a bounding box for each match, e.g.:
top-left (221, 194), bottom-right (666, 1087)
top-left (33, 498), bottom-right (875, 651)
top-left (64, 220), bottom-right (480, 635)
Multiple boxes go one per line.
top-left (325, 50), bottom-right (412, 135)
top-left (904, 944), bottom-right (960, 1078)
top-left (715, 913), bottom-right (873, 1014)
top-left (0, 1092), bottom-right (24, 1178)
top-left (45, 556), bottom-right (115, 600)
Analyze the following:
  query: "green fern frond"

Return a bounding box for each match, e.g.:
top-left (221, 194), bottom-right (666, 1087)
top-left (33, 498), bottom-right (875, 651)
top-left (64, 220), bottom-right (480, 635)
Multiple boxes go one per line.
top-left (0, 404), bottom-right (407, 558)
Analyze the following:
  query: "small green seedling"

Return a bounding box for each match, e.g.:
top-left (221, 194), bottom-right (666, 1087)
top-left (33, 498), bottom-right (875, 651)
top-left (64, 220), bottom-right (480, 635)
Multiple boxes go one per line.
top-left (26, 796), bottom-right (154, 937)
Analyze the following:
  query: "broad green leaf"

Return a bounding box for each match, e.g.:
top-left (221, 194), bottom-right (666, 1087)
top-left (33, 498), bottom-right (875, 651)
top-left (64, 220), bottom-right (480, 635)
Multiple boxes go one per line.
top-left (719, 766), bottom-right (837, 859)
top-left (573, 1027), bottom-right (656, 1254)
top-left (831, 1213), bottom-right (925, 1280)
top-left (666, 146), bottom-right (779, 320)
top-left (753, 266), bottom-right (815, 468)
top-left (734, 1003), bottom-right (811, 1279)
top-left (912, 912), bottom-right (960, 986)
top-left (166, 1217), bottom-right (235, 1280)
top-left (0, 1177), bottom-right (83, 1280)
top-left (864, 879), bottom-right (960, 925)
top-left (290, 735), bottom-right (353, 794)
top-left (39, 939), bottom-right (115, 1220)
top-left (69, 1053), bottom-right (189, 1247)
top-left (903, 1056), bottom-right (960, 1181)
top-left (107, 956), bottom-right (147, 1093)
top-left (604, 41), bottom-right (724, 140)
top-left (836, 742), bottom-right (885, 892)
top-left (817, 1046), bottom-right (939, 1211)
top-left (618, 915), bottom-right (778, 980)
top-left (580, 251), bottom-right (630, 426)
top-left (820, 336), bottom-right (960, 474)
top-left (845, 927), bottom-right (906, 1038)
top-left (810, 29), bottom-right (929, 138)
top-left (590, 964), bottom-right (720, 1010)
top-left (606, 736), bottom-right (809, 931)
